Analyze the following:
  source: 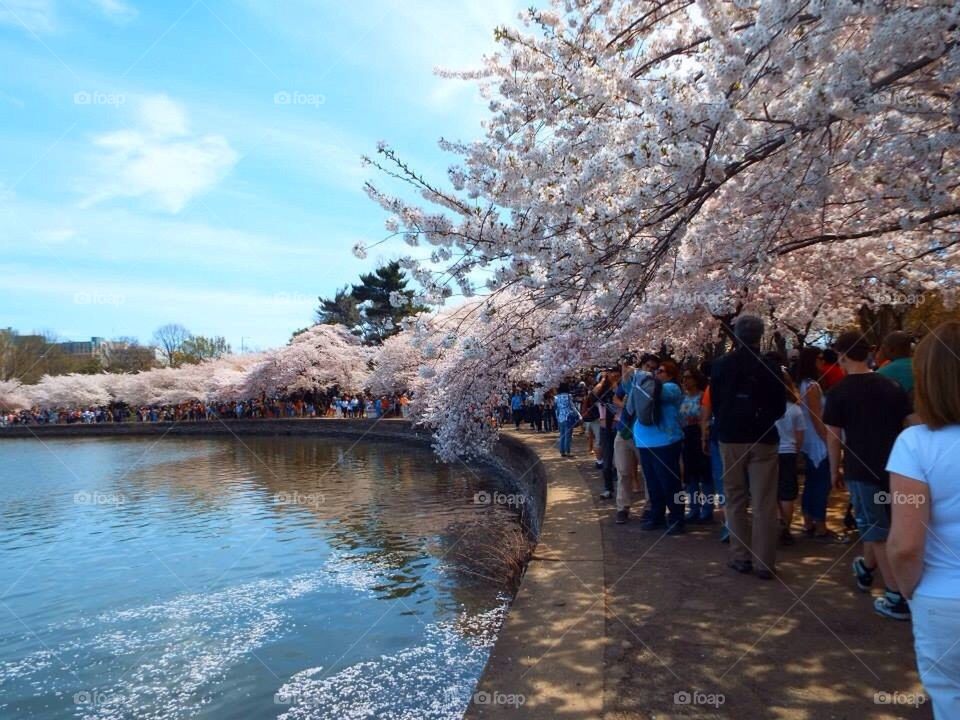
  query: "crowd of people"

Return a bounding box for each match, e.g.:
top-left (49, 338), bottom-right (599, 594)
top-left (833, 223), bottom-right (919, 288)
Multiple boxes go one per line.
top-left (0, 391), bottom-right (413, 427)
top-left (3, 318), bottom-right (957, 715)
top-left (504, 318), bottom-right (959, 718)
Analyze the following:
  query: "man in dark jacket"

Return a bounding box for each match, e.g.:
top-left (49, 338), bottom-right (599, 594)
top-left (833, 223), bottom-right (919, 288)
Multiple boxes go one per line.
top-left (710, 315), bottom-right (787, 579)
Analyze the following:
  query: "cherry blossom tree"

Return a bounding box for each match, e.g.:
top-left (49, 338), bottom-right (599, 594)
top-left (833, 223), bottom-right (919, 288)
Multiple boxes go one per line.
top-left (240, 324), bottom-right (371, 398)
top-left (27, 374), bottom-right (111, 408)
top-left (365, 330), bottom-right (425, 397)
top-left (359, 0), bottom-right (959, 456)
top-left (0, 380), bottom-right (30, 411)
top-left (17, 326), bottom-right (370, 410)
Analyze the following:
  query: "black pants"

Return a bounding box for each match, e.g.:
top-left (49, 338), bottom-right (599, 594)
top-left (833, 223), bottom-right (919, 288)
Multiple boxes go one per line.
top-left (530, 404), bottom-right (543, 431)
top-left (601, 425), bottom-right (617, 494)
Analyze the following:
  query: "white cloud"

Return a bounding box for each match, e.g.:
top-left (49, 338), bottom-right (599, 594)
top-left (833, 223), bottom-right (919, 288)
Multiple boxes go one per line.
top-left (0, 0), bottom-right (55, 33)
top-left (243, 0), bottom-right (523, 132)
top-left (81, 94), bottom-right (239, 213)
top-left (0, 0), bottom-right (136, 33)
top-left (137, 94), bottom-right (188, 136)
top-left (0, 90), bottom-right (26, 108)
top-left (89, 0), bottom-right (136, 22)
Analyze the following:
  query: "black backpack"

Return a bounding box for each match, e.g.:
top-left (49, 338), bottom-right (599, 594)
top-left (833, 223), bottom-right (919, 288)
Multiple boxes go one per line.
top-left (726, 356), bottom-right (781, 438)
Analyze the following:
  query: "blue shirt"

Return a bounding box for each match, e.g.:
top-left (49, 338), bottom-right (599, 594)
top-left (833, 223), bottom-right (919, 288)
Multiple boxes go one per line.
top-left (633, 380), bottom-right (683, 448)
top-left (679, 391), bottom-right (703, 426)
top-left (554, 393), bottom-right (576, 423)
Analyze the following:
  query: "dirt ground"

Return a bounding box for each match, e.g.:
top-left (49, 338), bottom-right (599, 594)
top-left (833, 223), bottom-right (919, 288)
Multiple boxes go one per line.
top-left (563, 430), bottom-right (932, 720)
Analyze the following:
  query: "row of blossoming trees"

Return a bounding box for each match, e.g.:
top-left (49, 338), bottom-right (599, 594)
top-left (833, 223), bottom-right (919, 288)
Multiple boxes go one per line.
top-left (0, 325), bottom-right (370, 413)
top-left (3, 2), bottom-right (957, 461)
top-left (358, 0), bottom-right (959, 457)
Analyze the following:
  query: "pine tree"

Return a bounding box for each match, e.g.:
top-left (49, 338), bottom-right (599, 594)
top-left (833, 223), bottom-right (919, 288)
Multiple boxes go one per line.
top-left (316, 262), bottom-right (427, 344)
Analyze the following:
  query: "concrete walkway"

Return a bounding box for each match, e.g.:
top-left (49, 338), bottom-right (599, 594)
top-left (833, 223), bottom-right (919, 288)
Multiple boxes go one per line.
top-left (468, 430), bottom-right (606, 719)
top-left (474, 428), bottom-right (931, 720)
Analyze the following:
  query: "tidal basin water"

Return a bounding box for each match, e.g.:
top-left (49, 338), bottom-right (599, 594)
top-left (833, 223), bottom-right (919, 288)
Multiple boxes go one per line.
top-left (0, 436), bottom-right (525, 719)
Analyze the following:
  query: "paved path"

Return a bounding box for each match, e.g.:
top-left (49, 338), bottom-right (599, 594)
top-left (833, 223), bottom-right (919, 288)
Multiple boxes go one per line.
top-left (476, 428), bottom-right (931, 719)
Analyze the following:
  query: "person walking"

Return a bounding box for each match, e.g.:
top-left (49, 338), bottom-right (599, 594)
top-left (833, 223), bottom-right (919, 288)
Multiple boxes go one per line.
top-left (887, 321), bottom-right (960, 718)
top-left (511, 389), bottom-right (524, 430)
top-left (797, 347), bottom-right (833, 538)
top-left (824, 332), bottom-right (913, 619)
top-left (555, 383), bottom-right (579, 457)
top-left (775, 371), bottom-right (805, 546)
top-left (710, 315), bottom-right (787, 579)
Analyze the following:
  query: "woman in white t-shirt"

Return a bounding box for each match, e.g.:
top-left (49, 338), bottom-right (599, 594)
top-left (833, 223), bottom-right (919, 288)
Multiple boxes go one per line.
top-left (775, 371), bottom-right (805, 546)
top-left (887, 321), bottom-right (960, 720)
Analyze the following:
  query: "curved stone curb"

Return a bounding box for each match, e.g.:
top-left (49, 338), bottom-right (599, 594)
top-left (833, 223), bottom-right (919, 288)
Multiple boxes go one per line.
top-left (468, 431), bottom-right (604, 719)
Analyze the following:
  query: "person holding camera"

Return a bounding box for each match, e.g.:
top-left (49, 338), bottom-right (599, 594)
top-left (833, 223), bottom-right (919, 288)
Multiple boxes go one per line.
top-left (628, 355), bottom-right (686, 534)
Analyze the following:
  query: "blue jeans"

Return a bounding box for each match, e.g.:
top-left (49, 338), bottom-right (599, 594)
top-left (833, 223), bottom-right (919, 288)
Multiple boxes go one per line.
top-left (637, 441), bottom-right (684, 525)
top-left (801, 454), bottom-right (831, 522)
top-left (847, 479), bottom-right (889, 543)
top-left (558, 419), bottom-right (574, 455)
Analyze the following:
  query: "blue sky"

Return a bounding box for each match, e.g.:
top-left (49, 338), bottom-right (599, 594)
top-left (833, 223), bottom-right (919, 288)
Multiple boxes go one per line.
top-left (0, 0), bottom-right (523, 350)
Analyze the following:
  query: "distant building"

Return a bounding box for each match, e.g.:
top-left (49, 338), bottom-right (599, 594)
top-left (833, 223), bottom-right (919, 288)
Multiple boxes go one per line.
top-left (54, 337), bottom-right (156, 370)
top-left (104, 344), bottom-right (157, 371)
top-left (57, 337), bottom-right (106, 357)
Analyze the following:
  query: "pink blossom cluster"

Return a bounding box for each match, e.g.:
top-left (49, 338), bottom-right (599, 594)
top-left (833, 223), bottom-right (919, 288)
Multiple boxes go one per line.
top-left (359, 0), bottom-right (959, 458)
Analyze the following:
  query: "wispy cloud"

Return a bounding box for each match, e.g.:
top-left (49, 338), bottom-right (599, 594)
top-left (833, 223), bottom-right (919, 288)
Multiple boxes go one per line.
top-left (88, 0), bottom-right (136, 23)
top-left (0, 0), bottom-right (136, 33)
top-left (80, 94), bottom-right (239, 213)
top-left (0, 0), bottom-right (56, 33)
